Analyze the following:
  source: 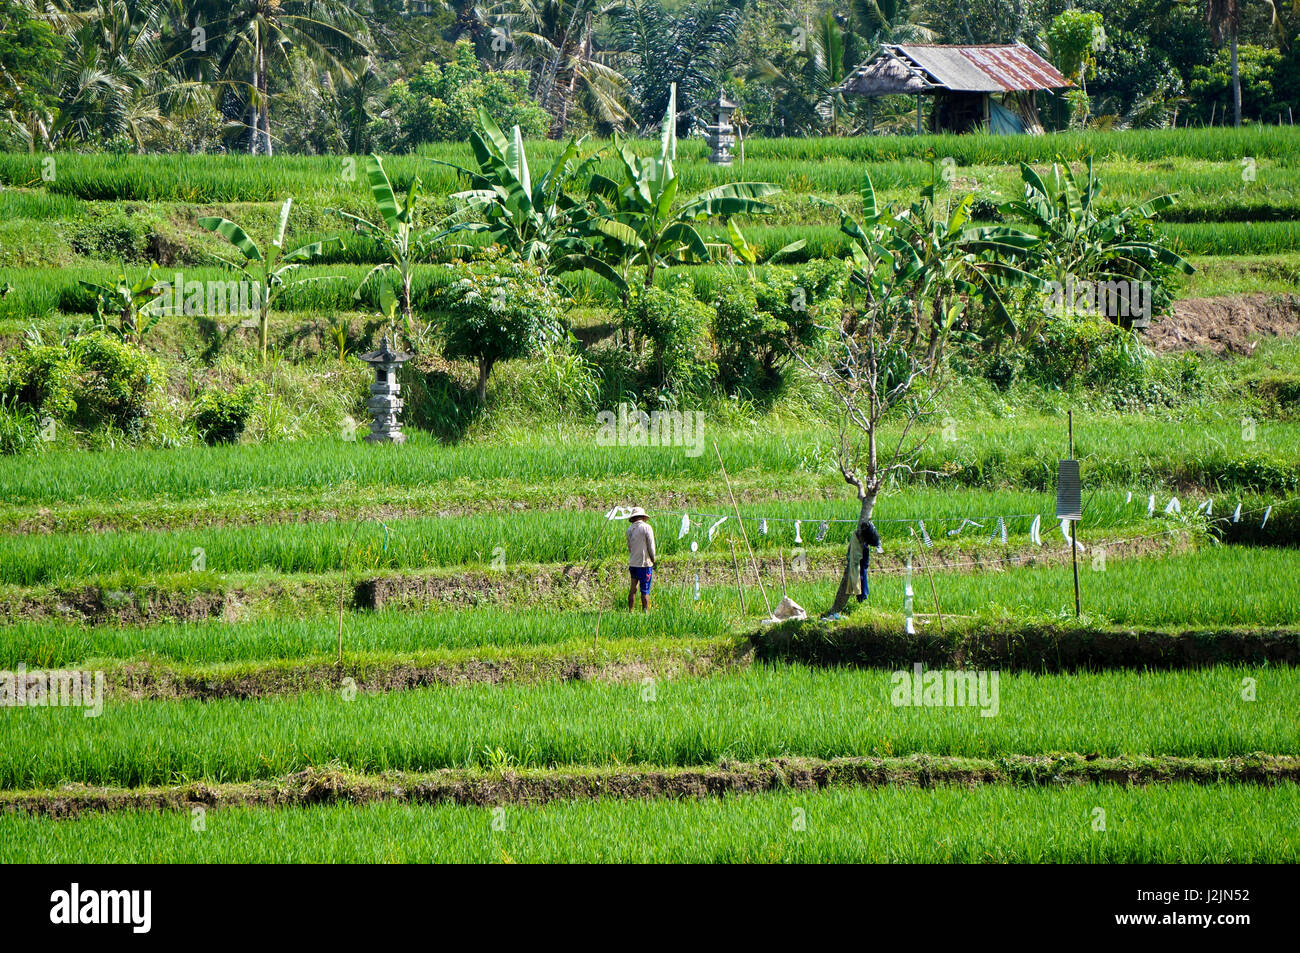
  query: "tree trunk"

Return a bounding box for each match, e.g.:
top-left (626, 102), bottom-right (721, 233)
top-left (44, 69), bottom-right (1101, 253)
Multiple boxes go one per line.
top-left (259, 301), bottom-right (270, 363)
top-left (1230, 30), bottom-right (1241, 127)
top-left (249, 62), bottom-right (258, 154)
top-left (549, 68), bottom-right (578, 139)
top-left (258, 39), bottom-right (272, 156)
top-left (828, 490), bottom-right (878, 614)
top-left (476, 357), bottom-right (493, 403)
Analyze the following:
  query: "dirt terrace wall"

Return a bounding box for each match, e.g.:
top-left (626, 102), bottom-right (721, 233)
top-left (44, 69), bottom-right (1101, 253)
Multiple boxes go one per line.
top-left (753, 619), bottom-right (1300, 670)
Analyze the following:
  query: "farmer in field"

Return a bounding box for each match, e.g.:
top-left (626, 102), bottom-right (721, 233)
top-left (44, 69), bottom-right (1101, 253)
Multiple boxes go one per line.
top-left (626, 507), bottom-right (656, 611)
top-left (856, 517), bottom-right (881, 602)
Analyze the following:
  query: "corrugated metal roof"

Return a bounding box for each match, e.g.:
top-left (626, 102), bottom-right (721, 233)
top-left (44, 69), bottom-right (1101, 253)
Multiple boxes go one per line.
top-left (895, 45), bottom-right (1003, 92)
top-left (958, 44), bottom-right (1070, 91)
top-left (843, 43), bottom-right (1071, 94)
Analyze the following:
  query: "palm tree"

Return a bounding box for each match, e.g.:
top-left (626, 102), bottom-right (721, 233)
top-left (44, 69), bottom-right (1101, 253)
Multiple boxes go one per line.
top-left (1205, 0), bottom-right (1241, 126)
top-left (609, 0), bottom-right (747, 133)
top-left (750, 0), bottom-right (932, 136)
top-left (498, 0), bottom-right (630, 137)
top-left (47, 0), bottom-right (175, 148)
top-left (189, 0), bottom-right (369, 154)
top-left (441, 0), bottom-right (492, 53)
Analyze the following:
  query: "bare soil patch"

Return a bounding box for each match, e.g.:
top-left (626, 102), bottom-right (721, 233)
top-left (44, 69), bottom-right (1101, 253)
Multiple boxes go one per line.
top-left (1149, 293), bottom-right (1300, 355)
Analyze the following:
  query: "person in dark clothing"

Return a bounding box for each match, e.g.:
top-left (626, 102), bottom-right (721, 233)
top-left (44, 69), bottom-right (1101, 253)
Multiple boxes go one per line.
top-left (856, 518), bottom-right (880, 601)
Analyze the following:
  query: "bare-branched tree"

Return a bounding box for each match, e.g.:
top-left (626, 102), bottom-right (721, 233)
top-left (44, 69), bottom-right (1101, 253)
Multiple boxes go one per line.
top-left (794, 157), bottom-right (1041, 614)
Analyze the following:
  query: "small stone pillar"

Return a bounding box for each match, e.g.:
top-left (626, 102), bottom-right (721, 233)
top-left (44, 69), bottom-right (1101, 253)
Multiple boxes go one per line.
top-left (356, 335), bottom-right (413, 444)
top-left (705, 92), bottom-right (738, 165)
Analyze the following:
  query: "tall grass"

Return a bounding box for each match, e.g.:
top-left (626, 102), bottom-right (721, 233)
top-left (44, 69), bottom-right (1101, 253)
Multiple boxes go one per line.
top-left (3, 547), bottom-right (1297, 668)
top-left (1, 665), bottom-right (1294, 787)
top-left (1163, 221), bottom-right (1300, 256)
top-left (3, 783), bottom-right (1294, 863)
top-left (0, 604), bottom-right (738, 667)
top-left (3, 128), bottom-right (1295, 202)
top-left (0, 493), bottom-right (1121, 584)
top-left (3, 414), bottom-right (1296, 506)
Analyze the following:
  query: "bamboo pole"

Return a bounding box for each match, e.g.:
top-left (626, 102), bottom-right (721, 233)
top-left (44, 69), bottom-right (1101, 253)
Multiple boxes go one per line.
top-left (912, 542), bottom-right (944, 636)
top-left (713, 441), bottom-right (773, 616)
top-left (728, 539), bottom-right (747, 613)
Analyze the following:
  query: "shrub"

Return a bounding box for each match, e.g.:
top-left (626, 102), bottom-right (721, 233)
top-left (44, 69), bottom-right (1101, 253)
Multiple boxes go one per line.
top-left (64, 333), bottom-right (159, 433)
top-left (65, 206), bottom-right (159, 263)
top-left (192, 383), bottom-right (262, 445)
top-left (438, 261), bottom-right (566, 403)
top-left (4, 333), bottom-right (159, 435)
top-left (623, 276), bottom-right (714, 401)
top-left (1248, 373), bottom-right (1300, 418)
top-left (713, 266), bottom-right (831, 394)
top-left (1024, 310), bottom-right (1123, 390)
top-left (5, 344), bottom-right (76, 419)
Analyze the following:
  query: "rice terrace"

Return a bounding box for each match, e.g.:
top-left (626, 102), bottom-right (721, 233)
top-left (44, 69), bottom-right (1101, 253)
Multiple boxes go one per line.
top-left (0, 0), bottom-right (1298, 894)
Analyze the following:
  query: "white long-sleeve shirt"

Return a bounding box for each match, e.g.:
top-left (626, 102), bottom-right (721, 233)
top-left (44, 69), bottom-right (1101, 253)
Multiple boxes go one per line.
top-left (626, 520), bottom-right (656, 567)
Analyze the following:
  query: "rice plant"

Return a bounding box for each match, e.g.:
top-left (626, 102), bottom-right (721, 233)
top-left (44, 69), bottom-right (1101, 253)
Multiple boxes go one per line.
top-left (1, 665), bottom-right (1294, 788)
top-left (3, 782), bottom-right (1295, 863)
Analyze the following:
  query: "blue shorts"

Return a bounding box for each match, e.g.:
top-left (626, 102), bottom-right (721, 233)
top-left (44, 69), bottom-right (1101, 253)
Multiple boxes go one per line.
top-left (629, 566), bottom-right (653, 594)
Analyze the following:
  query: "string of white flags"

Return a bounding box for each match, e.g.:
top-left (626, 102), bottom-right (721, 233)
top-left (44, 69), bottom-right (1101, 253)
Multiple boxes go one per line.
top-left (603, 493), bottom-right (1296, 553)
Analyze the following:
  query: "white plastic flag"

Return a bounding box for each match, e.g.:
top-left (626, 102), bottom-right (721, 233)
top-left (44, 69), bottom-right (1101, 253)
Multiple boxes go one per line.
top-left (693, 573), bottom-right (700, 601)
top-left (678, 513), bottom-right (691, 539)
top-left (1061, 519), bottom-right (1085, 551)
top-left (794, 520), bottom-right (802, 544)
top-left (1262, 505), bottom-right (1272, 529)
top-left (1196, 499), bottom-right (1212, 516)
top-left (1232, 502), bottom-right (1242, 523)
top-left (815, 520), bottom-right (828, 542)
top-left (948, 518), bottom-right (983, 537)
top-left (759, 518), bottom-right (768, 535)
top-left (904, 557), bottom-right (915, 635)
top-left (1164, 497), bottom-right (1181, 515)
top-left (918, 521), bottom-right (932, 548)
top-left (993, 516), bottom-right (1007, 544)
top-left (708, 517), bottom-right (726, 543)
top-left (1125, 491), bottom-right (1133, 504)
top-left (1029, 514), bottom-right (1042, 546)
top-left (1147, 494), bottom-right (1156, 518)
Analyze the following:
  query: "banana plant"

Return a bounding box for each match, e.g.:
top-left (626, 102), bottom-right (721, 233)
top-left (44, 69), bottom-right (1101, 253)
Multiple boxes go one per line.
top-left (79, 265), bottom-right (165, 345)
top-left (824, 156), bottom-right (1042, 352)
top-left (326, 154), bottom-right (453, 329)
top-left (197, 198), bottom-right (338, 362)
top-left (715, 218), bottom-right (805, 268)
top-left (436, 108), bottom-right (623, 290)
top-left (890, 155), bottom-right (1045, 348)
top-left (588, 84), bottom-right (781, 288)
top-left (1001, 156), bottom-right (1194, 286)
